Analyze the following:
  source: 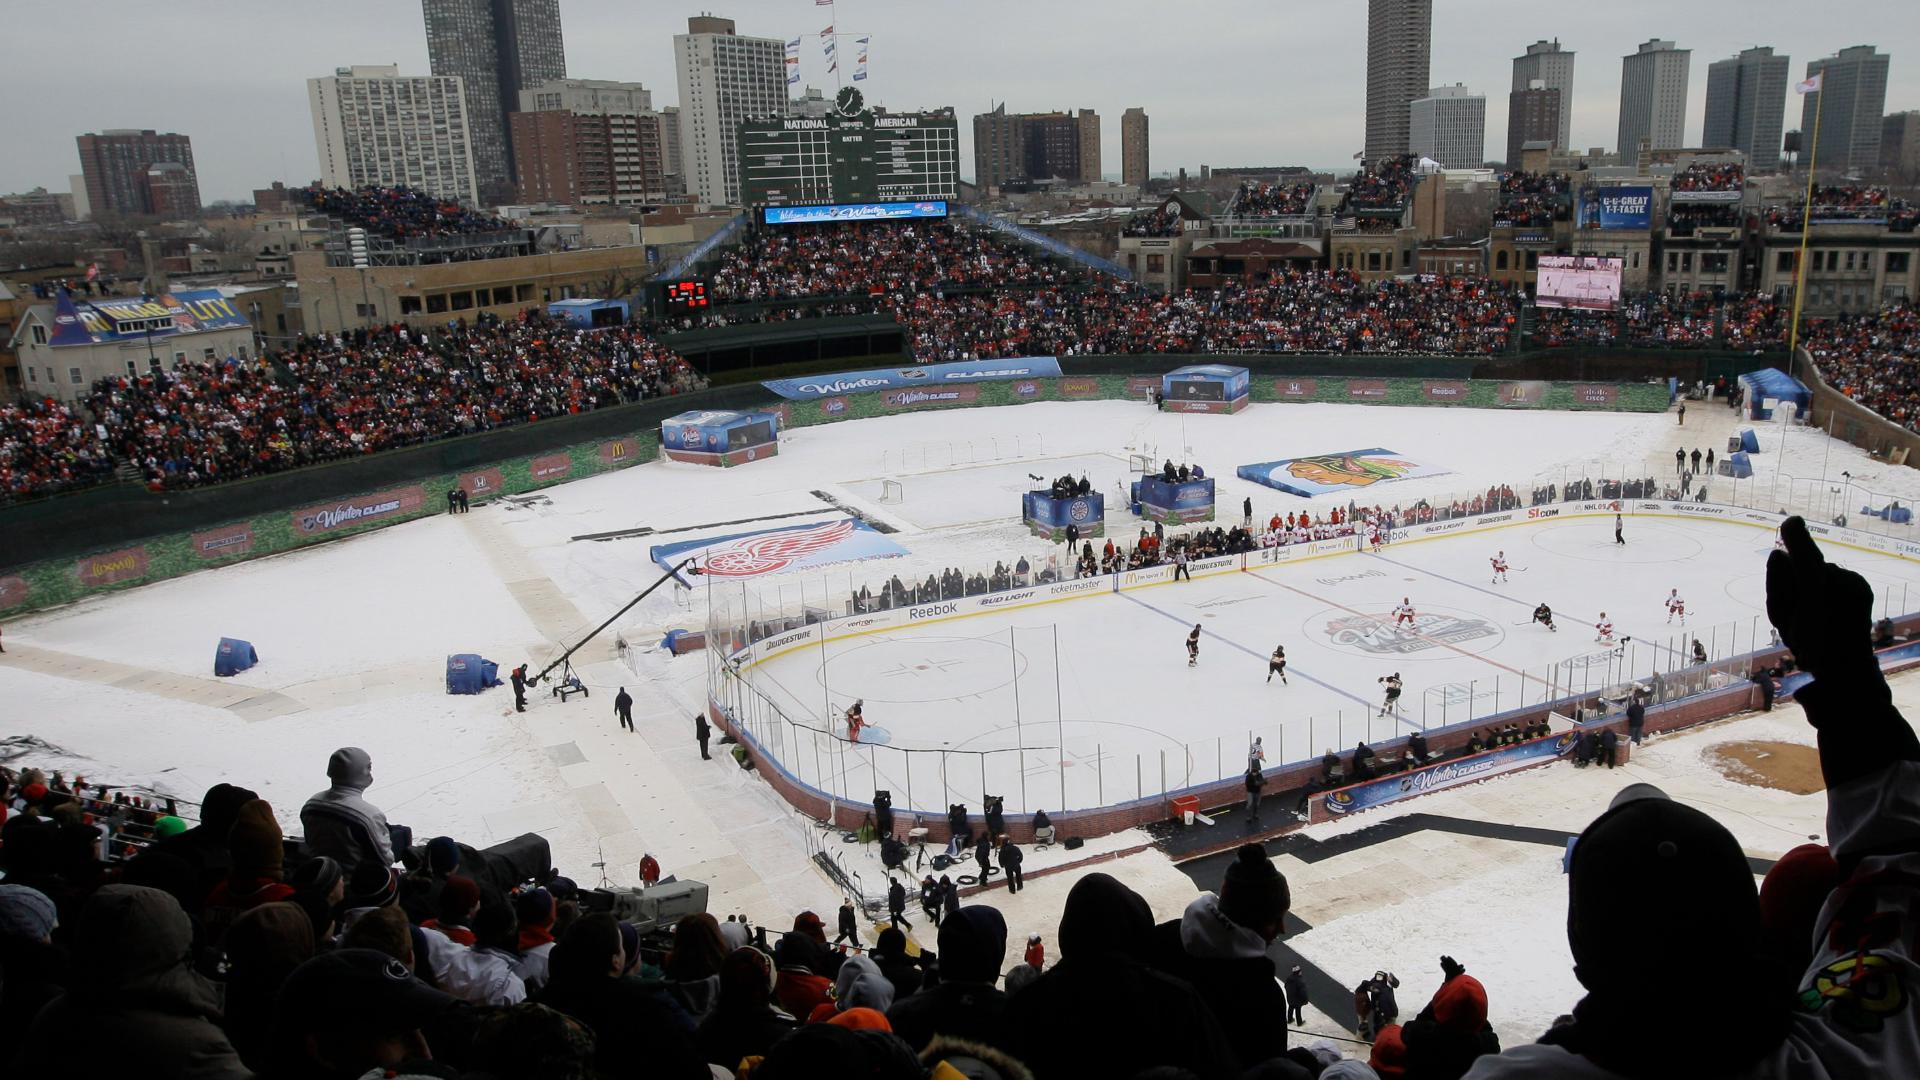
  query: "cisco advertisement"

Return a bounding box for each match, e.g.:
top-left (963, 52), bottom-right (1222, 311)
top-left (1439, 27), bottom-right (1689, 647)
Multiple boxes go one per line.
top-left (1576, 186), bottom-right (1653, 231)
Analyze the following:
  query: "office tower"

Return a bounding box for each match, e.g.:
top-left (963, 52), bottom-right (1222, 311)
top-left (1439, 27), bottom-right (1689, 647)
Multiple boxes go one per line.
top-left (1802, 46), bottom-right (1891, 171)
top-left (1121, 108), bottom-right (1149, 186)
top-left (1703, 47), bottom-right (1789, 171)
top-left (674, 15), bottom-right (787, 205)
top-left (1409, 84), bottom-right (1485, 168)
top-left (1364, 0), bottom-right (1433, 163)
top-left (1077, 109), bottom-right (1103, 183)
top-left (423, 0), bottom-right (567, 204)
top-left (74, 130), bottom-right (199, 217)
top-left (511, 79), bottom-right (675, 204)
top-left (1618, 39), bottom-right (1691, 157)
top-left (1511, 39), bottom-right (1575, 151)
top-left (1507, 81), bottom-right (1562, 165)
top-left (1884, 111), bottom-right (1920, 175)
top-left (308, 65), bottom-right (479, 202)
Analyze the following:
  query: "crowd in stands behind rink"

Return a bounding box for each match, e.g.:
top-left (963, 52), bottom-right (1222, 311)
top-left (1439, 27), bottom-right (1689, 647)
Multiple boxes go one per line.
top-left (1492, 173), bottom-right (1571, 228)
top-left (1338, 155), bottom-right (1416, 213)
top-left (5, 517), bottom-right (1916, 1079)
top-left (1808, 302), bottom-right (1920, 430)
top-left (298, 185), bottom-right (516, 240)
top-left (1231, 180), bottom-right (1316, 218)
top-left (1528, 290), bottom-right (1786, 351)
top-left (1665, 202), bottom-right (1744, 234)
top-left (0, 398), bottom-right (117, 502)
top-left (708, 221), bottom-right (1085, 303)
top-left (1120, 207), bottom-right (1181, 237)
top-left (1668, 161), bottom-right (1744, 193)
top-left (1766, 186), bottom-right (1919, 232)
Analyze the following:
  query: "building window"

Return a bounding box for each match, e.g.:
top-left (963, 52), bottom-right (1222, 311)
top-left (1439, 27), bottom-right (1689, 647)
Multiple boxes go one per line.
top-left (1496, 250), bottom-right (1509, 270)
top-left (1778, 251), bottom-right (1794, 272)
top-left (1703, 253), bottom-right (1729, 273)
top-left (1889, 252), bottom-right (1911, 274)
top-left (400, 295), bottom-right (424, 315)
top-left (127, 360), bottom-right (138, 376)
top-left (427, 294), bottom-right (448, 314)
top-left (69, 367), bottom-right (83, 384)
top-left (1844, 251), bottom-right (1856, 271)
top-left (25, 367), bottom-right (35, 383)
top-left (450, 291), bottom-right (472, 311)
top-left (1525, 251), bottom-right (1539, 270)
top-left (1366, 252), bottom-right (1382, 272)
top-left (1146, 254), bottom-right (1165, 273)
top-left (1679, 252), bottom-right (1692, 271)
top-left (493, 286), bottom-right (516, 305)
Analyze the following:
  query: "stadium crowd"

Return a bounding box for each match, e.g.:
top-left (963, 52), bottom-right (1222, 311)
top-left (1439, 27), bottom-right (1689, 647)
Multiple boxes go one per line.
top-left (1231, 181), bottom-right (1316, 218)
top-left (297, 186), bottom-right (517, 241)
top-left (1765, 186), bottom-right (1920, 232)
top-left (0, 398), bottom-right (117, 503)
top-left (1527, 290), bottom-right (1786, 351)
top-left (1807, 302), bottom-right (1920, 430)
top-left (1, 519), bottom-right (1912, 1080)
top-left (1120, 207), bottom-right (1182, 237)
top-left (1668, 162), bottom-right (1744, 194)
top-left (1493, 173), bottom-right (1571, 228)
top-left (1338, 156), bottom-right (1416, 214)
top-left (708, 221), bottom-right (1086, 303)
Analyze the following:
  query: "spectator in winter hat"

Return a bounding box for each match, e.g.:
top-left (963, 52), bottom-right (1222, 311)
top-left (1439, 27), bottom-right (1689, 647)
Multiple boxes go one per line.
top-left (204, 799), bottom-right (295, 948)
top-left (288, 854), bottom-right (344, 941)
top-left (1007, 872), bottom-right (1237, 1080)
top-left (870, 924), bottom-right (922, 999)
top-left (661, 911), bottom-right (727, 1023)
top-left (299, 747), bottom-right (396, 904)
top-left (18, 884), bottom-right (250, 1077)
top-left (338, 904), bottom-right (415, 971)
top-left (1758, 842), bottom-right (1842, 975)
top-left (470, 1001), bottom-right (598, 1080)
top-left (224, 901), bottom-right (316, 1071)
top-left (773, 931), bottom-right (836, 1018)
top-left (807, 953), bottom-right (897, 1023)
top-left (1389, 955), bottom-right (1498, 1079)
top-left (0, 883), bottom-right (65, 1049)
top-left (698, 945), bottom-right (798, 1072)
top-left (153, 782), bottom-right (259, 911)
top-left (751, 1019), bottom-right (925, 1080)
top-left (269, 946), bottom-right (459, 1080)
top-left (1148, 843), bottom-right (1293, 1070)
top-left (400, 835), bottom-right (460, 922)
top-left (534, 912), bottom-right (707, 1079)
top-left (888, 903), bottom-right (1013, 1053)
top-left (422, 875), bottom-right (482, 945)
top-left (153, 814), bottom-right (189, 840)
top-left (513, 886), bottom-right (558, 991)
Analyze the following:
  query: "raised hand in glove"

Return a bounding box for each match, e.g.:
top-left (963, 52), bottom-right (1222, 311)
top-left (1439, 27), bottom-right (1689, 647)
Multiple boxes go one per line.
top-left (1764, 516), bottom-right (1877, 683)
top-left (1440, 955), bottom-right (1465, 981)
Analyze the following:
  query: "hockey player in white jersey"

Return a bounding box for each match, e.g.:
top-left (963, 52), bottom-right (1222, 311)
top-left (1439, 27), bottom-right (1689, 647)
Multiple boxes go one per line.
top-left (1490, 551), bottom-right (1510, 583)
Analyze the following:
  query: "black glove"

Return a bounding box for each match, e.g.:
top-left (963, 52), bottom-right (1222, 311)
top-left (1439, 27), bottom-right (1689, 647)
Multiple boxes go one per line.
top-left (1764, 516), bottom-right (1877, 684)
top-left (1440, 955), bottom-right (1465, 981)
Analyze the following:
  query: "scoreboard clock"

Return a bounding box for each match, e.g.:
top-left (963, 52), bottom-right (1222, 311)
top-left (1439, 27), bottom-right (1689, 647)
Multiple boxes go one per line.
top-left (737, 108), bottom-right (961, 208)
top-left (664, 281), bottom-right (709, 310)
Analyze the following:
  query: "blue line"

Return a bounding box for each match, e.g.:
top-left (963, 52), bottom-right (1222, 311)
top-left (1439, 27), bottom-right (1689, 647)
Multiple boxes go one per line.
top-left (1116, 589), bottom-right (1382, 713)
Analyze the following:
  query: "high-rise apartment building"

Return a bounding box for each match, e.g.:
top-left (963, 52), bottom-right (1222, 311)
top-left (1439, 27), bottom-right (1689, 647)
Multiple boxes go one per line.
top-left (511, 78), bottom-right (676, 205)
top-left (1409, 84), bottom-right (1485, 169)
top-left (971, 106), bottom-right (1103, 188)
top-left (74, 130), bottom-right (200, 218)
top-left (1884, 111), bottom-right (1920, 175)
top-left (1510, 40), bottom-right (1574, 151)
top-left (1802, 46), bottom-right (1891, 171)
top-left (1618, 39), bottom-right (1691, 158)
top-left (1703, 47), bottom-right (1789, 171)
top-left (1364, 0), bottom-right (1433, 163)
top-left (308, 65), bottom-right (479, 203)
top-left (423, 0), bottom-right (567, 205)
top-left (673, 15), bottom-right (787, 205)
top-left (1506, 81), bottom-right (1561, 165)
top-left (1121, 107), bottom-right (1149, 187)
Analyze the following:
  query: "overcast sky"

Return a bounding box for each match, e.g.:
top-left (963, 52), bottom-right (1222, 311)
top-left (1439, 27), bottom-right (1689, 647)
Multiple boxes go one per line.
top-left (3, 0), bottom-right (1915, 202)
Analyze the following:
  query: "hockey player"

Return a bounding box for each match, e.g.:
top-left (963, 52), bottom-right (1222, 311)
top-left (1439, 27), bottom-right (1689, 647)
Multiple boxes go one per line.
top-left (1268, 645), bottom-right (1288, 684)
top-left (1365, 521), bottom-right (1383, 552)
top-left (1665, 589), bottom-right (1687, 625)
top-left (1490, 551), bottom-right (1510, 584)
top-left (1532, 603), bottom-right (1557, 631)
top-left (1378, 673), bottom-right (1404, 717)
top-left (846, 699), bottom-right (868, 743)
top-left (1594, 613), bottom-right (1616, 644)
top-left (1392, 598), bottom-right (1417, 627)
top-left (1187, 624), bottom-right (1202, 667)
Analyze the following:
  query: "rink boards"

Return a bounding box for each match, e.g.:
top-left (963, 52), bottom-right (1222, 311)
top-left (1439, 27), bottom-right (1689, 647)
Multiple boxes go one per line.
top-left (725, 499), bottom-right (1920, 674)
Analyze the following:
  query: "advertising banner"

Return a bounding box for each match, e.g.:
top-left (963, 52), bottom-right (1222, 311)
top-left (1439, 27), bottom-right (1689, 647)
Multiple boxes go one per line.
top-left (1498, 381), bottom-right (1549, 406)
top-left (763, 201), bottom-right (949, 225)
top-left (1322, 734), bottom-right (1573, 817)
top-left (290, 487), bottom-right (427, 538)
top-left (1668, 188), bottom-right (1742, 204)
top-left (762, 357), bottom-right (1062, 400)
top-left (1238, 449), bottom-right (1451, 498)
top-left (597, 438), bottom-right (644, 466)
top-left (460, 468), bottom-right (506, 500)
top-left (1423, 381), bottom-right (1469, 403)
top-left (650, 517), bottom-right (908, 580)
top-left (76, 546), bottom-right (150, 587)
top-left (0, 576), bottom-right (30, 609)
top-left (191, 524), bottom-right (255, 561)
top-left (883, 385), bottom-right (982, 409)
top-left (1576, 186), bottom-right (1653, 230)
top-left (1060, 378), bottom-right (1101, 399)
top-left (529, 454), bottom-right (573, 481)
top-left (1274, 378), bottom-right (1318, 399)
top-left (1572, 385), bottom-right (1619, 407)
top-left (1344, 379), bottom-right (1389, 400)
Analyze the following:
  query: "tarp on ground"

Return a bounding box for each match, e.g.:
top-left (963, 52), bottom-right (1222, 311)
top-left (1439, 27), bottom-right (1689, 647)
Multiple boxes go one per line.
top-left (1739, 428), bottom-right (1760, 453)
top-left (1739, 369), bottom-right (1810, 422)
top-left (214, 637), bottom-right (258, 677)
top-left (445, 653), bottom-right (502, 694)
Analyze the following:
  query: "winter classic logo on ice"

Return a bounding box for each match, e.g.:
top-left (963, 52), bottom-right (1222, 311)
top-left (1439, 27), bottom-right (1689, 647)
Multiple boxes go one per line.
top-left (1323, 610), bottom-right (1499, 655)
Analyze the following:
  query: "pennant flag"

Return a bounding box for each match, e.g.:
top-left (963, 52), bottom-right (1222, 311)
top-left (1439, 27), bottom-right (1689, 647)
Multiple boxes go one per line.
top-left (857, 36), bottom-right (869, 45)
top-left (820, 25), bottom-right (833, 36)
top-left (816, 0), bottom-right (833, 5)
top-left (1795, 72), bottom-right (1823, 94)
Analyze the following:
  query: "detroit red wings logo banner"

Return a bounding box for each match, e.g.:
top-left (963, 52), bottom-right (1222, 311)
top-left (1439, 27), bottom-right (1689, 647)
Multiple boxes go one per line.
top-left (651, 516), bottom-right (908, 580)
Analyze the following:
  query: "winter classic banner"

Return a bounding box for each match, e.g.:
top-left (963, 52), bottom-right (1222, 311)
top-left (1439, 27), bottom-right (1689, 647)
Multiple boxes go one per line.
top-left (1321, 733), bottom-right (1575, 818)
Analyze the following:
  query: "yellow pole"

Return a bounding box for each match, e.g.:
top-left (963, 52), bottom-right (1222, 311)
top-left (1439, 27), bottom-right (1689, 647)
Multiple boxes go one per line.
top-left (1787, 84), bottom-right (1825, 358)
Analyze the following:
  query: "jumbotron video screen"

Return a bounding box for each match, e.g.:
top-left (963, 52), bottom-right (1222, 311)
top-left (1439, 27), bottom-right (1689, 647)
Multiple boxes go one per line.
top-left (1536, 255), bottom-right (1624, 311)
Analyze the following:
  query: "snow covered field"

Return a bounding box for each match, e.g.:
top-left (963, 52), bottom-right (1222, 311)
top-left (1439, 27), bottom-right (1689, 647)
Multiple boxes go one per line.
top-left (4, 392), bottom-right (1917, 961)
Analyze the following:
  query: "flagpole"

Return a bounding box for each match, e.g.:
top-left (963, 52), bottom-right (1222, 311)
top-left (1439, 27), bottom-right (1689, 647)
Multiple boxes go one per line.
top-left (1787, 81), bottom-right (1825, 359)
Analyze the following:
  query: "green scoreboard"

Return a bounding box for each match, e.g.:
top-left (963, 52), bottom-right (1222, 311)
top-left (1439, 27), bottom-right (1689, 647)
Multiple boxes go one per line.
top-left (738, 88), bottom-right (960, 208)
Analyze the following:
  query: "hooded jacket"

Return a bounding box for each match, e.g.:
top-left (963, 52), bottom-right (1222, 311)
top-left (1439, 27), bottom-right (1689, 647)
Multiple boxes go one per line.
top-left (1148, 892), bottom-right (1289, 1071)
top-left (298, 747), bottom-right (394, 883)
top-left (807, 954), bottom-right (897, 1022)
top-left (17, 885), bottom-right (250, 1078)
top-left (887, 906), bottom-right (1010, 1054)
top-left (1006, 873), bottom-right (1238, 1080)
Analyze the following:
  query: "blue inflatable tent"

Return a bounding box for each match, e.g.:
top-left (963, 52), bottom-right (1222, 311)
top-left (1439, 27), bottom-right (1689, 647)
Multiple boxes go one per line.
top-left (214, 637), bottom-right (258, 677)
top-left (1738, 369), bottom-right (1811, 422)
top-left (1739, 428), bottom-right (1760, 453)
top-left (446, 654), bottom-right (503, 695)
top-left (1722, 451), bottom-right (1754, 479)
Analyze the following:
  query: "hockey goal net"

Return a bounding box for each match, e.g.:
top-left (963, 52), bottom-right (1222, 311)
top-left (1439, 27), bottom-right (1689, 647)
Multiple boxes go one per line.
top-left (878, 479), bottom-right (905, 504)
top-left (1128, 453), bottom-right (1154, 474)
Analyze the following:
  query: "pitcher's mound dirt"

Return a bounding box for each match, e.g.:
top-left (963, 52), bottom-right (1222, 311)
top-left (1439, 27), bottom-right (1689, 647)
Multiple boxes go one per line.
top-left (1706, 741), bottom-right (1825, 795)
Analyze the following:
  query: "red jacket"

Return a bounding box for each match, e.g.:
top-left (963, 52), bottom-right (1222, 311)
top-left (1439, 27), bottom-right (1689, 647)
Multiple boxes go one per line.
top-left (1025, 941), bottom-right (1045, 969)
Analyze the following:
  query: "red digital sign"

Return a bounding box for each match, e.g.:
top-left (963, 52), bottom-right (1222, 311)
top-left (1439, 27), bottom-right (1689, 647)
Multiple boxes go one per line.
top-left (665, 281), bottom-right (709, 309)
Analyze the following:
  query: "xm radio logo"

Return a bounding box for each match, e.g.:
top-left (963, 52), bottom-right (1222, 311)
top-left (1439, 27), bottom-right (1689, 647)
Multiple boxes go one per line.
top-left (700, 520), bottom-right (855, 577)
top-left (1323, 610), bottom-right (1499, 655)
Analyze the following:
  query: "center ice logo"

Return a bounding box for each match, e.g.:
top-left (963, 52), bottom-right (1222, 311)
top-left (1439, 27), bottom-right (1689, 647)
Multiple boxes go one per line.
top-left (1323, 611), bottom-right (1498, 655)
top-left (1287, 453), bottom-right (1417, 488)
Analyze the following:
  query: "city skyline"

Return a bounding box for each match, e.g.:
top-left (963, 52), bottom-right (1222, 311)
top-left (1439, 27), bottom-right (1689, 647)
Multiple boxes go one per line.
top-left (3, 0), bottom-right (1917, 202)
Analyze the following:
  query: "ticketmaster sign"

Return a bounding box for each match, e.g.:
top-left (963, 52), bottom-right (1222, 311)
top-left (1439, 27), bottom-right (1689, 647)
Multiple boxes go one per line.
top-left (761, 357), bottom-right (1063, 400)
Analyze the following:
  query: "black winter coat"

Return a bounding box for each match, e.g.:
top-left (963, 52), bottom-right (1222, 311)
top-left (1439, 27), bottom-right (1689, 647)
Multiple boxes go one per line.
top-left (1148, 918), bottom-right (1288, 1071)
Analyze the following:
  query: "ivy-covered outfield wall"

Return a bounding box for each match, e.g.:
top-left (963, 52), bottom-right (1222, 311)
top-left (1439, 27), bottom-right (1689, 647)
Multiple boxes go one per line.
top-left (0, 375), bottom-right (1667, 616)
